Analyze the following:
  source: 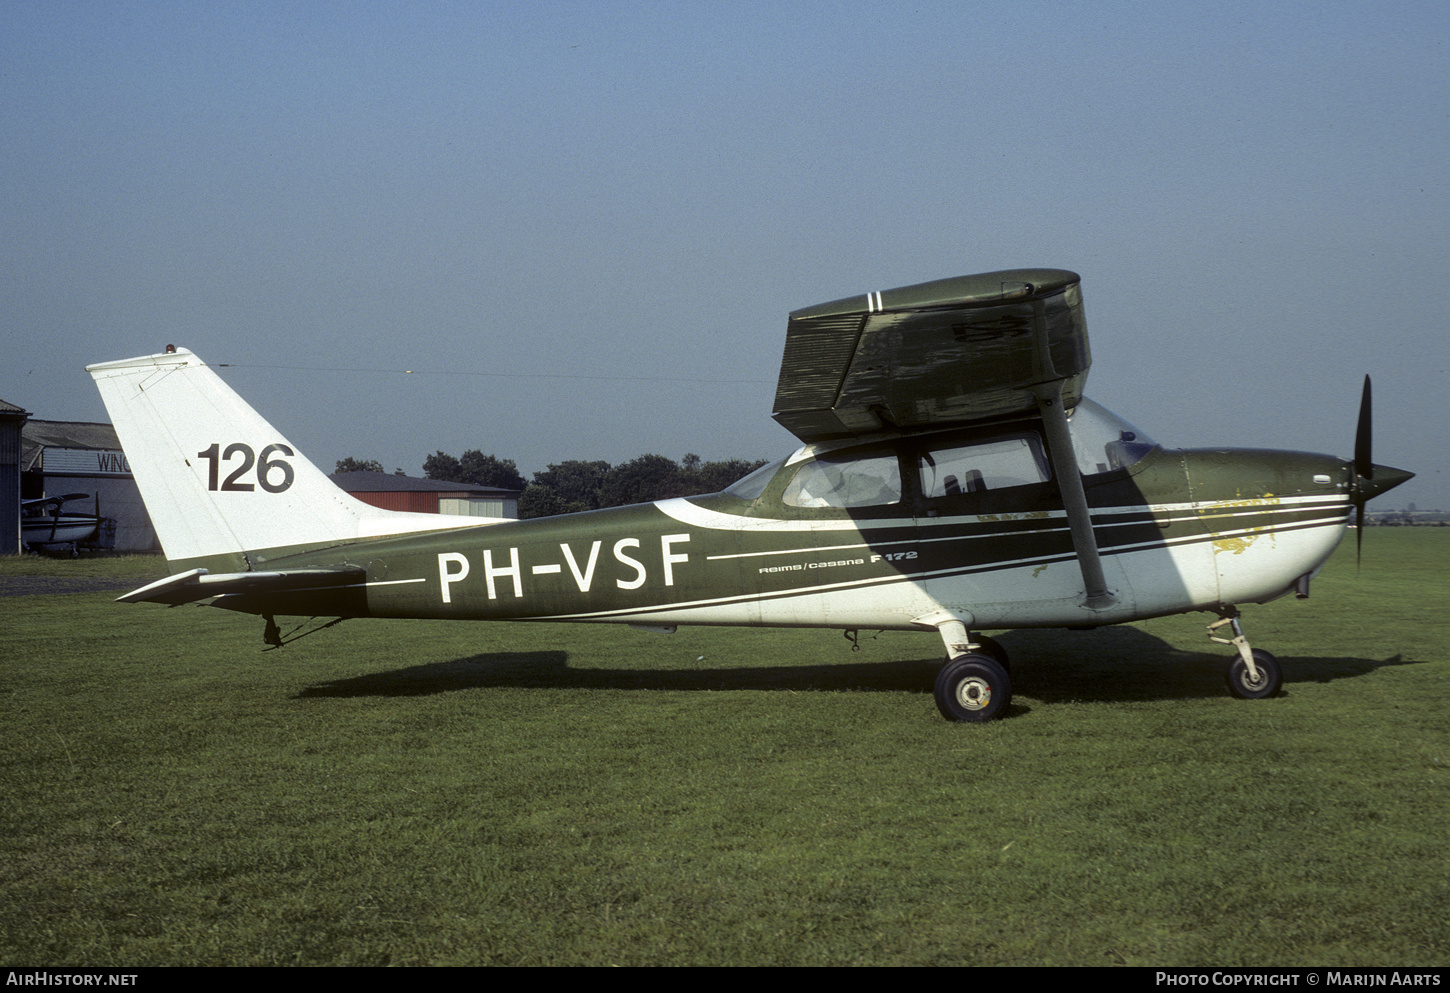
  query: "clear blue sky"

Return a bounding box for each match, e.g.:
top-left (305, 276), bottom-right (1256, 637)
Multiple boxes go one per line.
top-left (4, 0), bottom-right (1446, 509)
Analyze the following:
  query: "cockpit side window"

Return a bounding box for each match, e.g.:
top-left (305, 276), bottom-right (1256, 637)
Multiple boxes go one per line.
top-left (782, 450), bottom-right (902, 508)
top-left (918, 433), bottom-right (1049, 497)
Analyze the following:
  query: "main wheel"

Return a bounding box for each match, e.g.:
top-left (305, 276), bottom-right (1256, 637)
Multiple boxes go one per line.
top-left (1225, 649), bottom-right (1282, 700)
top-left (935, 654), bottom-right (1012, 723)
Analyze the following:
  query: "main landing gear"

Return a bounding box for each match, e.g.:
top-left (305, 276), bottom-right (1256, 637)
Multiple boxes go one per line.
top-left (1209, 609), bottom-right (1283, 700)
top-left (932, 619), bottom-right (1012, 722)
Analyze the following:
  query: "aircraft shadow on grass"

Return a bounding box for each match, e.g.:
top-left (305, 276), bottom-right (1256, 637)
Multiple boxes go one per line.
top-left (295, 625), bottom-right (1421, 710)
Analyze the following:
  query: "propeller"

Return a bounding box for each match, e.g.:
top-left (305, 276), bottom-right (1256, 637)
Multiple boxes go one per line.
top-left (1354, 376), bottom-right (1371, 565)
top-left (1349, 374), bottom-right (1415, 565)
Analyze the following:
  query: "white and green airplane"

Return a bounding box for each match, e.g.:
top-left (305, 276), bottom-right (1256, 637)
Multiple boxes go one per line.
top-left (89, 268), bottom-right (1411, 722)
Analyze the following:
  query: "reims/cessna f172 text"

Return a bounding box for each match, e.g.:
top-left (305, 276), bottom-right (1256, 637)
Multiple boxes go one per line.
top-left (89, 268), bottom-right (1412, 722)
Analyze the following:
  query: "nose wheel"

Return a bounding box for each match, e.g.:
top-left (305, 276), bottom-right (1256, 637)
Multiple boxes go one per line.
top-left (1226, 649), bottom-right (1282, 699)
top-left (1209, 610), bottom-right (1283, 700)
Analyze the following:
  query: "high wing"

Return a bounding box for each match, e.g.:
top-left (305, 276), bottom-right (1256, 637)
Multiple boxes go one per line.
top-left (772, 268), bottom-right (1087, 443)
top-left (772, 266), bottom-right (1114, 607)
top-left (22, 493), bottom-right (92, 510)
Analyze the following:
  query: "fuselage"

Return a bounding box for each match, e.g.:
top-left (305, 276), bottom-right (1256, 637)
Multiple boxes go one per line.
top-left (188, 402), bottom-right (1357, 633)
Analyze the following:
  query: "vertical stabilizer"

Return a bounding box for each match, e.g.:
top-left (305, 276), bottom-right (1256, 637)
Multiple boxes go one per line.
top-left (87, 348), bottom-right (490, 567)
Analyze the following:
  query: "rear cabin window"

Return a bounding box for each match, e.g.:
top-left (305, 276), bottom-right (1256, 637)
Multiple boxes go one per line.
top-left (918, 433), bottom-right (1049, 496)
top-left (782, 451), bottom-right (902, 508)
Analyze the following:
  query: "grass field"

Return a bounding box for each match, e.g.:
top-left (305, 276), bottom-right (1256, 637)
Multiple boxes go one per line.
top-left (2, 530), bottom-right (1446, 966)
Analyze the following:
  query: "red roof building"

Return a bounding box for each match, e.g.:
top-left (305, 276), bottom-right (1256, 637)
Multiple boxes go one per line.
top-left (330, 471), bottom-right (520, 519)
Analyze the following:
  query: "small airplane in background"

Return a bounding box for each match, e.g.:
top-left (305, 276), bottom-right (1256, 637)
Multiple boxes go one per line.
top-left (88, 268), bottom-right (1412, 722)
top-left (22, 492), bottom-right (105, 555)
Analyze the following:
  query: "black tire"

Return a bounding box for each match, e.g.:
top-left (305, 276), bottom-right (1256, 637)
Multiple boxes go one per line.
top-left (970, 635), bottom-right (1009, 672)
top-left (935, 654), bottom-right (1012, 723)
top-left (1225, 649), bottom-right (1282, 700)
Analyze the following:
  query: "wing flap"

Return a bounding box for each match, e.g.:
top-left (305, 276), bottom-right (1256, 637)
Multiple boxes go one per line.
top-left (772, 268), bottom-right (1088, 442)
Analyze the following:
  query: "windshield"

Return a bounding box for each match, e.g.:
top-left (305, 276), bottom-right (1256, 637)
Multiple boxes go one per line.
top-left (1067, 398), bottom-right (1158, 475)
top-left (723, 457), bottom-right (785, 501)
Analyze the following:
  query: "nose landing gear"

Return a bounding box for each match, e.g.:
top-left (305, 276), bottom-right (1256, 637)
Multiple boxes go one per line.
top-left (1209, 609), bottom-right (1283, 700)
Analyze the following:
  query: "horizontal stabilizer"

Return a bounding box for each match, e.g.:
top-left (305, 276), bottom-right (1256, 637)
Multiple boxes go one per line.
top-left (119, 567), bottom-right (365, 606)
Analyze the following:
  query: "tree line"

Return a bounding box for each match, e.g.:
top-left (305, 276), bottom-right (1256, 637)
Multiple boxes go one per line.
top-left (335, 452), bottom-right (770, 519)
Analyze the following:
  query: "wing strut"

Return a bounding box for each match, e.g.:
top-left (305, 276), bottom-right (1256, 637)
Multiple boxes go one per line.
top-left (1028, 298), bottom-right (1116, 611)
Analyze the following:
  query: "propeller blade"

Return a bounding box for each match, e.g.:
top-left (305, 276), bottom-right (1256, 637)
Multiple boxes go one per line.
top-left (1353, 375), bottom-right (1371, 569)
top-left (1354, 375), bottom-right (1373, 482)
